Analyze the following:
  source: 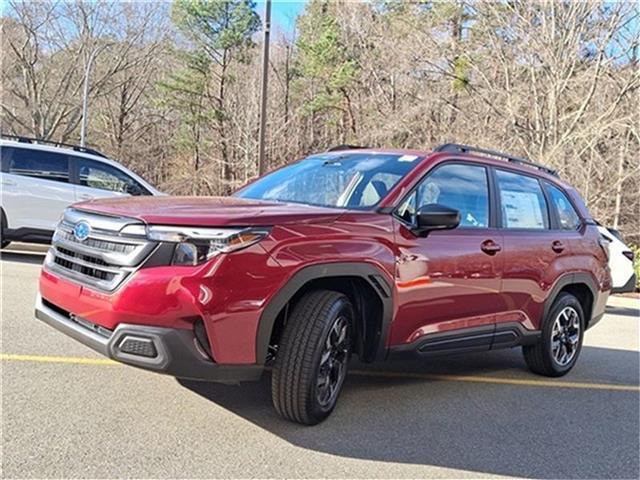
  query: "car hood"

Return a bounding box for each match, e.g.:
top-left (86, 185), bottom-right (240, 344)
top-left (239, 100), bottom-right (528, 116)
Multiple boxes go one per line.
top-left (74, 196), bottom-right (345, 227)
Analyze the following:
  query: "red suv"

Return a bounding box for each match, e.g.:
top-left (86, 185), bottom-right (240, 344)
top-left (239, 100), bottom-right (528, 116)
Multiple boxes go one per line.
top-left (36, 144), bottom-right (611, 425)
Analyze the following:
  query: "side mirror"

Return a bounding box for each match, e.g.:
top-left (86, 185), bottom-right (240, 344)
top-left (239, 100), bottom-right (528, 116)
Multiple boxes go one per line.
top-left (414, 203), bottom-right (460, 236)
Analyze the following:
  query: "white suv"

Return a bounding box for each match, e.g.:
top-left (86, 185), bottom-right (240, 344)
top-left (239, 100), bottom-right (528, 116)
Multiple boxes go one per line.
top-left (597, 225), bottom-right (636, 294)
top-left (1, 136), bottom-right (161, 248)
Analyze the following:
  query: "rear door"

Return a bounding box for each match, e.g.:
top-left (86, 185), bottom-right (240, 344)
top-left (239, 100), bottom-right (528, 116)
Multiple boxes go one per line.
top-left (72, 157), bottom-right (149, 202)
top-left (495, 169), bottom-right (569, 332)
top-left (391, 162), bottom-right (504, 351)
top-left (0, 146), bottom-right (74, 231)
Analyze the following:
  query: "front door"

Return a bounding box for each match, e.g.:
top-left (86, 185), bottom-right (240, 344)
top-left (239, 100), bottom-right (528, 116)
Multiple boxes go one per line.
top-left (390, 162), bottom-right (504, 351)
top-left (73, 157), bottom-right (143, 202)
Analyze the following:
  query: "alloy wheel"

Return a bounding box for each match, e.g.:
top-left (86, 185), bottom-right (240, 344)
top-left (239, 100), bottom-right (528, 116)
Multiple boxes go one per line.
top-left (316, 316), bottom-right (350, 408)
top-left (550, 306), bottom-right (581, 366)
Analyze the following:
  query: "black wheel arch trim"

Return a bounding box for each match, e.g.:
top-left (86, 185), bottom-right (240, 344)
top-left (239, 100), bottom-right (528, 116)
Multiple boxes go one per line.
top-left (1, 207), bottom-right (7, 230)
top-left (543, 272), bottom-right (600, 328)
top-left (255, 262), bottom-right (394, 364)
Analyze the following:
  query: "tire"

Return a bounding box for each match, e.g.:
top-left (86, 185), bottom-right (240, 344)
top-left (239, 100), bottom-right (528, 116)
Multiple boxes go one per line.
top-left (272, 290), bottom-right (353, 425)
top-left (1, 210), bottom-right (10, 249)
top-left (523, 292), bottom-right (585, 377)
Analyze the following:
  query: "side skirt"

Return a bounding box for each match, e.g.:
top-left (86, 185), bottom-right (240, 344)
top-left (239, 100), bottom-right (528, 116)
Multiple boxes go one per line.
top-left (389, 323), bottom-right (541, 358)
top-left (3, 227), bottom-right (53, 244)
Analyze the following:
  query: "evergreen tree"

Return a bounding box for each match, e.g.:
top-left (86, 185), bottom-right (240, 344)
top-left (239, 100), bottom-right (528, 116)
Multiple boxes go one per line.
top-left (295, 0), bottom-right (358, 144)
top-left (162, 0), bottom-right (260, 192)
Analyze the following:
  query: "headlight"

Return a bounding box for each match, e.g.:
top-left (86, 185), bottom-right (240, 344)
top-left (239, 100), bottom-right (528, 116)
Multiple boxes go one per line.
top-left (146, 226), bottom-right (270, 266)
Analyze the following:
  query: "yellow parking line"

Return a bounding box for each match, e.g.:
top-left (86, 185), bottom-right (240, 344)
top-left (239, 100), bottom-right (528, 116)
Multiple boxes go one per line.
top-left (1, 353), bottom-right (638, 392)
top-left (349, 369), bottom-right (640, 392)
top-left (0, 353), bottom-right (118, 366)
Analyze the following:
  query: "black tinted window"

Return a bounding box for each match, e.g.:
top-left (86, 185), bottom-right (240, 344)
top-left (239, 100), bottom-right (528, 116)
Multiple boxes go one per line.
top-left (397, 163), bottom-right (490, 228)
top-left (546, 183), bottom-right (581, 230)
top-left (77, 158), bottom-right (147, 195)
top-left (5, 147), bottom-right (69, 183)
top-left (496, 170), bottom-right (548, 229)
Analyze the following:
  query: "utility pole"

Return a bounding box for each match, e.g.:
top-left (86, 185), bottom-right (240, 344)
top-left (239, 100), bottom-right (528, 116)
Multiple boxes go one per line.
top-left (257, 0), bottom-right (271, 175)
top-left (80, 44), bottom-right (109, 147)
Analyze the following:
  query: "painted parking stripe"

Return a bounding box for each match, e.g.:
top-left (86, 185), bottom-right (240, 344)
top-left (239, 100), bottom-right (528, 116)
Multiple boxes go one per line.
top-left (348, 369), bottom-right (640, 392)
top-left (2, 353), bottom-right (638, 392)
top-left (0, 353), bottom-right (118, 366)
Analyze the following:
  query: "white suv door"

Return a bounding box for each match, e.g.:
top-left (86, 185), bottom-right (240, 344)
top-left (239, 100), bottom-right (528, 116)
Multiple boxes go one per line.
top-left (1, 146), bottom-right (75, 231)
top-left (74, 157), bottom-right (150, 201)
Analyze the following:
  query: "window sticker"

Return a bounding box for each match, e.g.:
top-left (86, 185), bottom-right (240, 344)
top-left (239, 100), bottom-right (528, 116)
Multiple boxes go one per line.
top-left (501, 190), bottom-right (545, 228)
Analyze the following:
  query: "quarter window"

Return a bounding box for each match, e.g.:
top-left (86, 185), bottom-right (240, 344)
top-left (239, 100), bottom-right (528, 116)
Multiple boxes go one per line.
top-left (4, 147), bottom-right (69, 183)
top-left (496, 170), bottom-right (548, 229)
top-left (397, 163), bottom-right (490, 228)
top-left (76, 158), bottom-right (146, 195)
top-left (545, 183), bottom-right (581, 230)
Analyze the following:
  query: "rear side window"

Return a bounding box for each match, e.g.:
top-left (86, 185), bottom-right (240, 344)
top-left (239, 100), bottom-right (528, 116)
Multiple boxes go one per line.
top-left (496, 170), bottom-right (549, 229)
top-left (3, 147), bottom-right (69, 183)
top-left (76, 158), bottom-right (147, 195)
top-left (545, 183), bottom-right (581, 230)
top-left (397, 163), bottom-right (490, 228)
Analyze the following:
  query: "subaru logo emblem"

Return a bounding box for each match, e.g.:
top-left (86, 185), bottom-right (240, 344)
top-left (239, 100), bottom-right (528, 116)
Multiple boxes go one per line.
top-left (73, 221), bottom-right (91, 242)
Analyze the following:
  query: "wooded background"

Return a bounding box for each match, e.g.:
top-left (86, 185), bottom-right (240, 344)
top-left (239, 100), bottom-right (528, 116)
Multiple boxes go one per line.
top-left (2, 0), bottom-right (638, 241)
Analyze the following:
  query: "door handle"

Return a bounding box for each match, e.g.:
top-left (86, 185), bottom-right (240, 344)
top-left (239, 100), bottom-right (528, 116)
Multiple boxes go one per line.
top-left (79, 193), bottom-right (94, 200)
top-left (1, 180), bottom-right (17, 186)
top-left (552, 241), bottom-right (566, 253)
top-left (481, 239), bottom-right (502, 255)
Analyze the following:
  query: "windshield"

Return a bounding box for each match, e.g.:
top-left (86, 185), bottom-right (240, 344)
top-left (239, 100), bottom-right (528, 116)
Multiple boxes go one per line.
top-left (235, 152), bottom-right (422, 209)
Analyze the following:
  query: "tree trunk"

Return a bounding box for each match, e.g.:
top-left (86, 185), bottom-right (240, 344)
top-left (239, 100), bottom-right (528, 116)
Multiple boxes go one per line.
top-left (612, 135), bottom-right (628, 229)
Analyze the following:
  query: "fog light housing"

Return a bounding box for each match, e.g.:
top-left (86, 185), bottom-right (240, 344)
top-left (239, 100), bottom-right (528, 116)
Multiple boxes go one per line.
top-left (118, 336), bottom-right (158, 358)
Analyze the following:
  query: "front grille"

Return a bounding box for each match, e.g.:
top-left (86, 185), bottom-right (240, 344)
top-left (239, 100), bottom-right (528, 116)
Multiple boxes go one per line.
top-left (57, 246), bottom-right (109, 267)
top-left (53, 252), bottom-right (115, 281)
top-left (55, 229), bottom-right (137, 254)
top-left (46, 209), bottom-right (157, 292)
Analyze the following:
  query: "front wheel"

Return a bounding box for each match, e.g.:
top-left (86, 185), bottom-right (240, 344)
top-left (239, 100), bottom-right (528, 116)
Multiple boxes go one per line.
top-left (523, 292), bottom-right (585, 377)
top-left (272, 290), bottom-right (353, 425)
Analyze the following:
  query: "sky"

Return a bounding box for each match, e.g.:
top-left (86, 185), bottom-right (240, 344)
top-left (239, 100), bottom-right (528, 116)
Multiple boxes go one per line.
top-left (255, 0), bottom-right (307, 35)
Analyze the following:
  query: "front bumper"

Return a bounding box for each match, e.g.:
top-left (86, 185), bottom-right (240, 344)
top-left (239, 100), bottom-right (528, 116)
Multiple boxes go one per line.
top-left (35, 295), bottom-right (263, 384)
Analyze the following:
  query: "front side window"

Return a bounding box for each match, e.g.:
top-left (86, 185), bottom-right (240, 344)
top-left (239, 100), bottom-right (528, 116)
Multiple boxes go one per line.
top-left (397, 163), bottom-right (490, 228)
top-left (545, 182), bottom-right (581, 230)
top-left (77, 158), bottom-right (146, 195)
top-left (235, 152), bottom-right (421, 209)
top-left (496, 170), bottom-right (548, 229)
top-left (5, 147), bottom-right (69, 183)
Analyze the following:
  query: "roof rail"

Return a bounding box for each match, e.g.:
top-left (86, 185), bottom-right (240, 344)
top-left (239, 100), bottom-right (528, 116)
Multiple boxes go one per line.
top-left (0, 133), bottom-right (108, 159)
top-left (434, 143), bottom-right (557, 177)
top-left (326, 144), bottom-right (369, 152)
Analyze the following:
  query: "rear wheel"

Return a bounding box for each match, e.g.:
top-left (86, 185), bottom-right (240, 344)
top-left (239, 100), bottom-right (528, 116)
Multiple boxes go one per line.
top-left (523, 292), bottom-right (584, 377)
top-left (271, 290), bottom-right (353, 425)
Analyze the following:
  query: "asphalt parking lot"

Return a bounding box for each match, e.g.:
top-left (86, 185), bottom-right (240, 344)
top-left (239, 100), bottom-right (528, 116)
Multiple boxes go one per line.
top-left (1, 243), bottom-right (639, 479)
